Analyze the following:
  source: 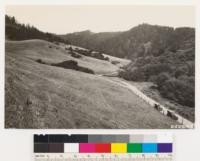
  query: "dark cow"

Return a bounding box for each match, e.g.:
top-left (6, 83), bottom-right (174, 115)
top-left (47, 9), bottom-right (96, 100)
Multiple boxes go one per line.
top-left (167, 111), bottom-right (178, 120)
top-left (154, 104), bottom-right (163, 112)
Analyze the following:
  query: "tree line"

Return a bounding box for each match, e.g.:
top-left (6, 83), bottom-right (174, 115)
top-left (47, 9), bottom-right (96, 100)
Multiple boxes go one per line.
top-left (6, 15), bottom-right (70, 44)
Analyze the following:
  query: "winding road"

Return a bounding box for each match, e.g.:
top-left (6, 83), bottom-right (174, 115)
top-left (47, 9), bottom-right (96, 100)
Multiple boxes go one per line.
top-left (98, 72), bottom-right (194, 129)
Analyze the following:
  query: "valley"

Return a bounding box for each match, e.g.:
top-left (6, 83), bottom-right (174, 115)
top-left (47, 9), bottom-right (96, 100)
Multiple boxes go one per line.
top-left (5, 39), bottom-right (180, 129)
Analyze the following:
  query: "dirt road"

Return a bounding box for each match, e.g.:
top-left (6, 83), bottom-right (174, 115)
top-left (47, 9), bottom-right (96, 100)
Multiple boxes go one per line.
top-left (99, 74), bottom-right (194, 129)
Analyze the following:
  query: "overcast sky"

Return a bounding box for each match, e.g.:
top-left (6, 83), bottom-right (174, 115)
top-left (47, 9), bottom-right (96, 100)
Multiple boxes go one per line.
top-left (6, 5), bottom-right (195, 34)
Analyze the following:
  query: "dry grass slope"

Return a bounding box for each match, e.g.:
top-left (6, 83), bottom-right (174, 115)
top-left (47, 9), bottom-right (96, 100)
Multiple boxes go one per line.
top-left (5, 39), bottom-right (178, 129)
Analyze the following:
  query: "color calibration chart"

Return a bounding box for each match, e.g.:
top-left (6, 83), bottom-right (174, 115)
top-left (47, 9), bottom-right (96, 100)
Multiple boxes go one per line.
top-left (34, 134), bottom-right (173, 161)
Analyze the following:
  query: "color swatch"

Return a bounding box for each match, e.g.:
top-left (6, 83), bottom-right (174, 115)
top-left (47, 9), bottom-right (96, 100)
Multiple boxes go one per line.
top-left (111, 143), bottom-right (127, 153)
top-left (34, 134), bottom-right (173, 154)
top-left (142, 143), bottom-right (157, 153)
top-left (127, 143), bottom-right (142, 153)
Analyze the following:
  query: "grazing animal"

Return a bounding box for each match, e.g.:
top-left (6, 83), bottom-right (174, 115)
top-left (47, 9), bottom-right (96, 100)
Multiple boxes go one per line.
top-left (167, 111), bottom-right (178, 120)
top-left (154, 104), bottom-right (163, 111)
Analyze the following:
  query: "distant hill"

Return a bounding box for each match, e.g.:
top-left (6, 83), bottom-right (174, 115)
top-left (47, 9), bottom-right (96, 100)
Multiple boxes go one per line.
top-left (61, 24), bottom-right (195, 59)
top-left (6, 15), bottom-right (69, 44)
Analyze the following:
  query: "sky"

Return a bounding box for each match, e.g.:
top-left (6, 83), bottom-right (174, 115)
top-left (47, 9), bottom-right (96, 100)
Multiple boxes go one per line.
top-left (6, 5), bottom-right (195, 34)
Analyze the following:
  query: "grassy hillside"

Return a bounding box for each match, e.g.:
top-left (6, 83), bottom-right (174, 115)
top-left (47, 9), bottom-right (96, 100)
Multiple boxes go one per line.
top-left (5, 39), bottom-right (177, 128)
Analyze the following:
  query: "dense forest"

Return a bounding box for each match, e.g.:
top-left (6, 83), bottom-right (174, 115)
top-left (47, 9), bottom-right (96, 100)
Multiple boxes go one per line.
top-left (5, 15), bottom-right (69, 44)
top-left (63, 24), bottom-right (195, 108)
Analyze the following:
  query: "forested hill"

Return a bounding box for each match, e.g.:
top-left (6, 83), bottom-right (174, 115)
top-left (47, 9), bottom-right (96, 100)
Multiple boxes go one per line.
top-left (61, 24), bottom-right (195, 59)
top-left (5, 15), bottom-right (69, 44)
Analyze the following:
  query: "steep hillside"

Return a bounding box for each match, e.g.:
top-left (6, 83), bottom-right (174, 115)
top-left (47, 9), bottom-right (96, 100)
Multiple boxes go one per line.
top-left (5, 39), bottom-right (178, 128)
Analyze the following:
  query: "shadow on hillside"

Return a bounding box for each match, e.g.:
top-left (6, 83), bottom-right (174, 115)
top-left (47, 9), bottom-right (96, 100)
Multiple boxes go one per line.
top-left (36, 59), bottom-right (94, 74)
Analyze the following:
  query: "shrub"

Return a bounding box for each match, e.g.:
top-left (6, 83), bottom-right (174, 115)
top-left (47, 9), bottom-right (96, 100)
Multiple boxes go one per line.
top-left (36, 59), bottom-right (42, 63)
top-left (54, 41), bottom-right (59, 45)
top-left (155, 72), bottom-right (170, 87)
top-left (104, 57), bottom-right (110, 61)
top-left (36, 59), bottom-right (46, 64)
top-left (76, 49), bottom-right (90, 56)
top-left (78, 66), bottom-right (95, 74)
top-left (71, 52), bottom-right (82, 58)
top-left (148, 75), bottom-right (157, 82)
top-left (120, 68), bottom-right (146, 81)
top-left (174, 66), bottom-right (188, 78)
top-left (52, 60), bottom-right (78, 69)
top-left (144, 63), bottom-right (172, 78)
top-left (119, 71), bottom-right (131, 80)
top-left (111, 60), bottom-right (120, 65)
top-left (131, 68), bottom-right (146, 81)
top-left (51, 60), bottom-right (94, 74)
top-left (68, 46), bottom-right (73, 52)
top-left (160, 78), bottom-right (194, 107)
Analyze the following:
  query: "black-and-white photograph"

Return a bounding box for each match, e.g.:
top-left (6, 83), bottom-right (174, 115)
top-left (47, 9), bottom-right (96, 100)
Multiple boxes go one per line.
top-left (5, 5), bottom-right (195, 129)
